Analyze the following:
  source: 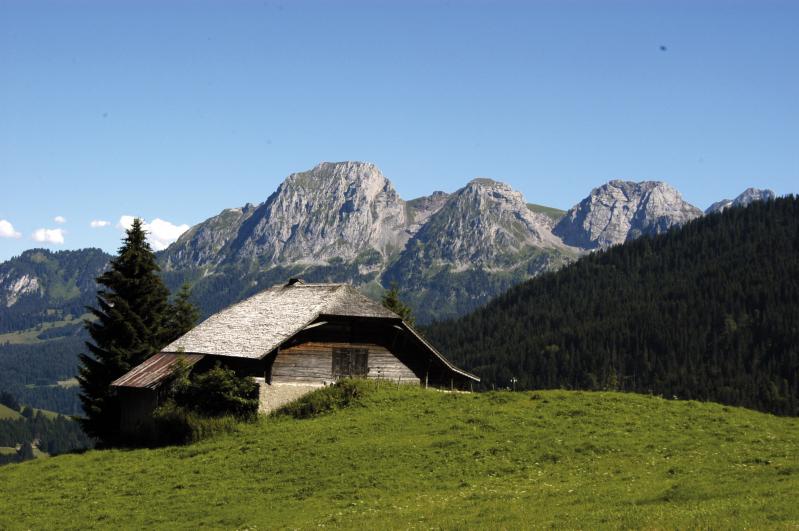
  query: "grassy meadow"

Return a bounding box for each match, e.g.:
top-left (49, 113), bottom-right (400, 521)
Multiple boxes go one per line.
top-left (0, 404), bottom-right (21, 420)
top-left (1, 384), bottom-right (798, 529)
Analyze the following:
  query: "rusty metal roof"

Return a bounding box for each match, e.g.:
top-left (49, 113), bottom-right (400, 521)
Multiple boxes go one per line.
top-left (110, 352), bottom-right (204, 389)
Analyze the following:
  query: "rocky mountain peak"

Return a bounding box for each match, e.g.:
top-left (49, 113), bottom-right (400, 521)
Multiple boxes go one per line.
top-left (388, 176), bottom-right (572, 274)
top-left (554, 180), bottom-right (702, 249)
top-left (281, 161), bottom-right (386, 195)
top-left (231, 161), bottom-right (408, 267)
top-left (706, 187), bottom-right (776, 214)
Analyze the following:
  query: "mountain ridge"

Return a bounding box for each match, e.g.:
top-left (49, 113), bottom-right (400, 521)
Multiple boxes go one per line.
top-left (0, 162), bottom-right (779, 328)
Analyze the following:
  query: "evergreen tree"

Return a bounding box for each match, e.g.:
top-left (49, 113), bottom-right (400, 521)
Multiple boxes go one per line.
top-left (0, 392), bottom-right (20, 412)
top-left (162, 283), bottom-right (200, 345)
top-left (78, 219), bottom-right (171, 445)
top-left (381, 285), bottom-right (415, 325)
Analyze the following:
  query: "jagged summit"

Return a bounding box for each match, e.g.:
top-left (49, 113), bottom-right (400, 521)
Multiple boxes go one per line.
top-left (553, 180), bottom-right (703, 250)
top-left (384, 177), bottom-right (576, 287)
top-left (705, 187), bottom-right (776, 214)
top-left (230, 161), bottom-right (408, 266)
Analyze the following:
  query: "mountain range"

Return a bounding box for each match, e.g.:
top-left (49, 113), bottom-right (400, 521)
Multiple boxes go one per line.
top-left (0, 161), bottom-right (776, 329)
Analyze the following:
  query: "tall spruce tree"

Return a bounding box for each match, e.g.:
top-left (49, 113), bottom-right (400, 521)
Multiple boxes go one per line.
top-left (381, 285), bottom-right (415, 326)
top-left (162, 283), bottom-right (200, 345)
top-left (78, 219), bottom-right (171, 444)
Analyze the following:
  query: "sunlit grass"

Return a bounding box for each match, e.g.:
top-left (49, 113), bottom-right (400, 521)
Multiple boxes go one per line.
top-left (1, 384), bottom-right (797, 529)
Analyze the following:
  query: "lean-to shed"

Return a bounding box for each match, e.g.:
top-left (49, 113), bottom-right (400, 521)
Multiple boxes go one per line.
top-left (111, 280), bottom-right (479, 426)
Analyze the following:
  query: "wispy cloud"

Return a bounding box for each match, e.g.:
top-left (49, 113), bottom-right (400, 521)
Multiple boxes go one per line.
top-left (90, 219), bottom-right (111, 228)
top-left (0, 220), bottom-right (22, 239)
top-left (54, 215), bottom-right (66, 224)
top-left (117, 215), bottom-right (189, 251)
top-left (32, 228), bottom-right (65, 244)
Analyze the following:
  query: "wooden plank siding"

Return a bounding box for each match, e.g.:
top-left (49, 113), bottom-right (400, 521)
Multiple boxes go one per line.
top-left (272, 341), bottom-right (419, 384)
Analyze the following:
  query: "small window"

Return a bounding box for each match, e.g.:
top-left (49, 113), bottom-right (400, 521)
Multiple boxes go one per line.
top-left (332, 347), bottom-right (369, 378)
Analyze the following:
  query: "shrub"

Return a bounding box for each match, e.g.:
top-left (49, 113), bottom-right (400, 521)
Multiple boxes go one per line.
top-left (126, 362), bottom-right (258, 447)
top-left (272, 379), bottom-right (372, 419)
top-left (171, 362), bottom-right (259, 420)
top-left (149, 402), bottom-right (239, 446)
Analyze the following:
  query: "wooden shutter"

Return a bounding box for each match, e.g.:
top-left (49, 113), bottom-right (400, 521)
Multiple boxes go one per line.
top-left (332, 347), bottom-right (369, 378)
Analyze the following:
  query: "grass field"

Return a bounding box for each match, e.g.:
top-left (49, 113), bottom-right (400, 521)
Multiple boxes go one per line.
top-left (0, 385), bottom-right (798, 529)
top-left (0, 404), bottom-right (21, 420)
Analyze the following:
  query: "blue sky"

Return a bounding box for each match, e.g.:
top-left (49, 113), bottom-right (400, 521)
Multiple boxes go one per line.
top-left (1, 0), bottom-right (797, 260)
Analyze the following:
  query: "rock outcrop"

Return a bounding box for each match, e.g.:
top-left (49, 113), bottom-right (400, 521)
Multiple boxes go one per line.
top-left (391, 178), bottom-right (573, 272)
top-left (553, 180), bottom-right (703, 249)
top-left (705, 188), bottom-right (776, 215)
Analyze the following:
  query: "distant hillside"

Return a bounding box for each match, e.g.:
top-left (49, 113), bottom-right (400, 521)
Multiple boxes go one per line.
top-left (427, 196), bottom-right (799, 415)
top-left (0, 396), bottom-right (92, 465)
top-left (0, 337), bottom-right (85, 415)
top-left (0, 404), bottom-right (21, 420)
top-left (0, 248), bottom-right (109, 333)
top-left (1, 384), bottom-right (797, 528)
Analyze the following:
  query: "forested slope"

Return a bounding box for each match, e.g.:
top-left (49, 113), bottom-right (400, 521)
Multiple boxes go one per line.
top-left (426, 196), bottom-right (799, 415)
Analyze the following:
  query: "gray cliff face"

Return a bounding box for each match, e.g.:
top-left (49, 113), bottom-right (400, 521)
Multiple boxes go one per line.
top-left (705, 188), bottom-right (776, 214)
top-left (405, 191), bottom-right (450, 235)
top-left (396, 178), bottom-right (572, 271)
top-left (553, 180), bottom-right (703, 250)
top-left (162, 205), bottom-right (256, 269)
top-left (232, 162), bottom-right (409, 267)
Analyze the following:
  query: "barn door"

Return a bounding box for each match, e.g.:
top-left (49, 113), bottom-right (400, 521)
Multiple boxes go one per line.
top-left (332, 347), bottom-right (369, 379)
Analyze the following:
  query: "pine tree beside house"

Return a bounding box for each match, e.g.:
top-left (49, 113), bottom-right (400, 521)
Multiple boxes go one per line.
top-left (381, 285), bottom-right (415, 326)
top-left (78, 218), bottom-right (198, 445)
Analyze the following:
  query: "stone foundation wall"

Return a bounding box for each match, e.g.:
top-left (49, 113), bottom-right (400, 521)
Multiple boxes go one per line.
top-left (254, 378), bottom-right (324, 414)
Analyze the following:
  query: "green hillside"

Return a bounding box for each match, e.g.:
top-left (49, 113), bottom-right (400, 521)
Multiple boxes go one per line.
top-left (0, 404), bottom-right (21, 420)
top-left (0, 248), bottom-right (109, 333)
top-left (1, 385), bottom-right (798, 529)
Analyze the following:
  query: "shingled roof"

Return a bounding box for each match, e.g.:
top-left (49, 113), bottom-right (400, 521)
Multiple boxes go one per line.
top-left (163, 281), bottom-right (400, 360)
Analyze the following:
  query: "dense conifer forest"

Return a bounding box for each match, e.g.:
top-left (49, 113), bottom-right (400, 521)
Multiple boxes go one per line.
top-left (0, 338), bottom-right (84, 415)
top-left (426, 197), bottom-right (799, 415)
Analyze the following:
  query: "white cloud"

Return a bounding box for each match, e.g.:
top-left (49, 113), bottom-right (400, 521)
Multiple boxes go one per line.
top-left (90, 219), bottom-right (111, 228)
top-left (0, 220), bottom-right (22, 239)
top-left (32, 228), bottom-right (65, 244)
top-left (117, 215), bottom-right (136, 231)
top-left (54, 215), bottom-right (66, 224)
top-left (117, 215), bottom-right (189, 251)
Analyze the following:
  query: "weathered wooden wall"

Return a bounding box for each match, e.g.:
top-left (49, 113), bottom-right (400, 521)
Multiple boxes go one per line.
top-left (271, 341), bottom-right (419, 384)
top-left (118, 387), bottom-right (158, 432)
top-left (198, 316), bottom-right (473, 391)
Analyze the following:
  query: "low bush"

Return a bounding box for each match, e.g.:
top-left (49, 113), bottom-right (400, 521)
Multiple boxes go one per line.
top-left (148, 402), bottom-right (240, 446)
top-left (126, 362), bottom-right (258, 447)
top-left (171, 362), bottom-right (259, 420)
top-left (271, 379), bottom-right (373, 419)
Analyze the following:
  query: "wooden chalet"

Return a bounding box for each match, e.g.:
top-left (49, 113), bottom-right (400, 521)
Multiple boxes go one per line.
top-left (111, 279), bottom-right (479, 427)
